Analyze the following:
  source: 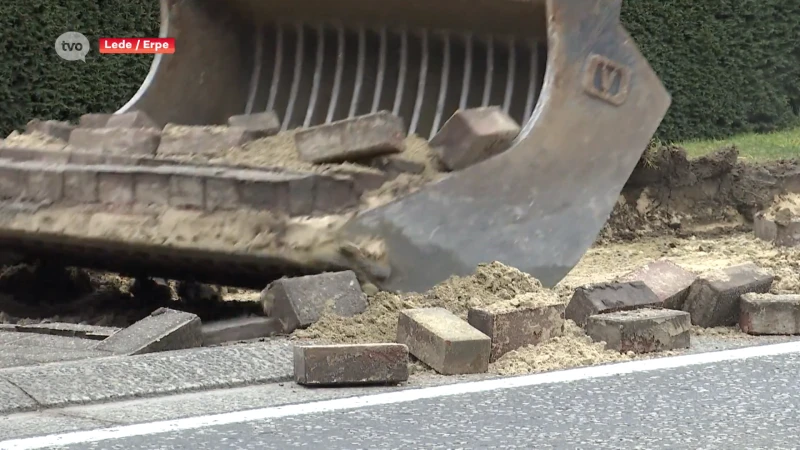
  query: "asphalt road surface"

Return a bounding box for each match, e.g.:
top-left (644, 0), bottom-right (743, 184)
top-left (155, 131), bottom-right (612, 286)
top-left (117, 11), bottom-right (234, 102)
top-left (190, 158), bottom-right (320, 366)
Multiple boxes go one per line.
top-left (5, 341), bottom-right (800, 450)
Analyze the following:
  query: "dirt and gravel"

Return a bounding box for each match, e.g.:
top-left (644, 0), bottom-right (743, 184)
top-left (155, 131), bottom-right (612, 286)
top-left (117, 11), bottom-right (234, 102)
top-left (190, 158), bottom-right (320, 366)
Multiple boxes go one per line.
top-left (1, 126), bottom-right (800, 376)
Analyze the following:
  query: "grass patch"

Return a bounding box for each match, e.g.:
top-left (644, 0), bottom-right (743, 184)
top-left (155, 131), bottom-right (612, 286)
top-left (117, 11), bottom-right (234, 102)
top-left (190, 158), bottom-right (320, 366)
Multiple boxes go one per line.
top-left (678, 126), bottom-right (800, 161)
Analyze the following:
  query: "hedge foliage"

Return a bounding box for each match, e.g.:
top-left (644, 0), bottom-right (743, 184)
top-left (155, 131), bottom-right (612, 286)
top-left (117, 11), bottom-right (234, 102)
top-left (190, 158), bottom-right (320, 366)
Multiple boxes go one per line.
top-left (1, 0), bottom-right (798, 142)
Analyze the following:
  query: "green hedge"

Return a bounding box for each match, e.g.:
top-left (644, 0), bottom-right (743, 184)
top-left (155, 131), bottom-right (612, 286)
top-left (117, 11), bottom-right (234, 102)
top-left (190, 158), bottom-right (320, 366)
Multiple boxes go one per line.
top-left (1, 0), bottom-right (798, 142)
top-left (0, 0), bottom-right (158, 135)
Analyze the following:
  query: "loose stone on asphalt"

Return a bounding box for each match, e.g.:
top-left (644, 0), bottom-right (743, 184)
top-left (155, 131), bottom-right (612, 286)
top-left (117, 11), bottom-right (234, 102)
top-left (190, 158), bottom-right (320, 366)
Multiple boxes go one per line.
top-left (69, 127), bottom-right (161, 155)
top-left (585, 309), bottom-right (691, 353)
top-left (429, 106), bottom-right (520, 171)
top-left (618, 259), bottom-right (697, 309)
top-left (293, 343), bottom-right (409, 386)
top-left (396, 307), bottom-right (491, 375)
top-left (683, 262), bottom-right (774, 327)
top-left (202, 316), bottom-right (283, 346)
top-left (294, 111), bottom-right (405, 164)
top-left (468, 301), bottom-right (565, 362)
top-left (739, 293), bottom-right (800, 335)
top-left (263, 270), bottom-right (368, 333)
top-left (565, 281), bottom-right (661, 327)
top-left (95, 307), bottom-right (202, 355)
top-left (227, 111), bottom-right (281, 138)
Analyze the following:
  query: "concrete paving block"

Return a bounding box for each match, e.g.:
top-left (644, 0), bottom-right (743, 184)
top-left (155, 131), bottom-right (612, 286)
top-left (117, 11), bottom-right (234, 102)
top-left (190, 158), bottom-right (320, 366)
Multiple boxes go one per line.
top-left (134, 172), bottom-right (171, 206)
top-left (0, 339), bottom-right (293, 410)
top-left (8, 334), bottom-right (102, 351)
top-left (429, 106), bottom-right (520, 171)
top-left (312, 175), bottom-right (360, 213)
top-left (21, 165), bottom-right (64, 202)
top-left (396, 307), bottom-right (491, 375)
top-left (294, 111), bottom-right (404, 164)
top-left (370, 155), bottom-right (426, 176)
top-left (69, 128), bottom-right (161, 155)
top-left (683, 262), bottom-right (774, 327)
top-left (63, 168), bottom-right (99, 202)
top-left (264, 271), bottom-right (367, 333)
top-left (0, 378), bottom-right (37, 414)
top-left (13, 322), bottom-right (120, 340)
top-left (105, 111), bottom-right (160, 129)
top-left (740, 293), bottom-right (800, 335)
top-left (205, 176), bottom-right (239, 211)
top-left (294, 343), bottom-right (409, 386)
top-left (585, 309), bottom-right (691, 353)
top-left (78, 113), bottom-right (113, 128)
top-left (754, 211), bottom-right (800, 247)
top-left (202, 316), bottom-right (283, 346)
top-left (95, 307), bottom-right (202, 355)
top-left (330, 165), bottom-right (388, 191)
top-left (619, 260), bottom-right (698, 309)
top-left (228, 111), bottom-right (281, 138)
top-left (169, 172), bottom-right (205, 208)
top-left (97, 170), bottom-right (135, 204)
top-left (468, 299), bottom-right (565, 362)
top-left (158, 124), bottom-right (257, 155)
top-left (0, 347), bottom-right (111, 369)
top-left (25, 119), bottom-right (74, 142)
top-left (565, 281), bottom-right (661, 327)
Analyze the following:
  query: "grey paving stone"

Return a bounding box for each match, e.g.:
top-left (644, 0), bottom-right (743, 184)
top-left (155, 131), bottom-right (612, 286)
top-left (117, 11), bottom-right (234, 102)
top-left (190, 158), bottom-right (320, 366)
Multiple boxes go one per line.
top-left (0, 339), bottom-right (293, 409)
top-left (0, 378), bottom-right (37, 414)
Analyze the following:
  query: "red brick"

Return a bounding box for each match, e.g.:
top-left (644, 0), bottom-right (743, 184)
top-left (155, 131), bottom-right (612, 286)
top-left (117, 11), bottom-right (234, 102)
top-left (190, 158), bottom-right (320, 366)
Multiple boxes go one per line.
top-left (683, 262), bottom-right (774, 327)
top-left (429, 106), bottom-right (520, 171)
top-left (468, 299), bottom-right (565, 362)
top-left (263, 270), bottom-right (367, 333)
top-left (397, 307), bottom-right (491, 375)
top-left (294, 111), bottom-right (404, 164)
top-left (586, 309), bottom-right (691, 353)
top-left (158, 125), bottom-right (257, 156)
top-left (25, 119), bottom-right (74, 142)
top-left (69, 128), bottom-right (161, 155)
top-left (227, 111), bottom-right (281, 138)
top-left (97, 170), bottom-right (135, 205)
top-left (294, 343), bottom-right (409, 386)
top-left (618, 260), bottom-right (697, 309)
top-left (565, 281), bottom-right (661, 327)
top-left (739, 293), bottom-right (800, 335)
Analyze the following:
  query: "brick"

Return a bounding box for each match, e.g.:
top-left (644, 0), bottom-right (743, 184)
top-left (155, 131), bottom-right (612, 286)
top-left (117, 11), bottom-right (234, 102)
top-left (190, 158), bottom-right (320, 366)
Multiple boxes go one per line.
top-left (158, 124), bottom-right (257, 156)
top-left (293, 343), bottom-right (409, 386)
top-left (234, 171), bottom-right (292, 212)
top-left (468, 298), bottom-right (565, 362)
top-left (754, 211), bottom-right (800, 247)
top-left (79, 113), bottom-right (113, 128)
top-left (69, 128), bottom-right (161, 155)
top-left (618, 260), bottom-right (697, 309)
top-left (202, 316), bottom-right (283, 346)
top-left (683, 262), bottom-right (774, 327)
top-left (64, 168), bottom-right (98, 202)
top-left (586, 309), bottom-right (691, 353)
top-left (313, 175), bottom-right (359, 213)
top-left (21, 165), bottom-right (64, 202)
top-left (329, 166), bottom-right (388, 192)
top-left (68, 150), bottom-right (112, 165)
top-left (0, 147), bottom-right (68, 163)
top-left (134, 172), bottom-right (170, 206)
top-left (739, 293), bottom-right (800, 335)
top-left (105, 111), bottom-right (160, 129)
top-left (397, 307), bottom-right (491, 375)
top-left (565, 281), bottom-right (661, 327)
top-left (287, 174), bottom-right (315, 216)
top-left (294, 111), bottom-right (404, 164)
top-left (429, 106), bottom-right (520, 171)
top-left (95, 307), bottom-right (202, 355)
top-left (0, 165), bottom-right (22, 199)
top-left (227, 111), bottom-right (281, 138)
top-left (263, 270), bottom-right (367, 333)
top-left (25, 119), bottom-right (75, 142)
top-left (205, 177), bottom-right (239, 210)
top-left (97, 170), bottom-right (135, 204)
top-left (14, 322), bottom-right (121, 340)
top-left (169, 172), bottom-right (205, 208)
top-left (370, 155), bottom-right (426, 177)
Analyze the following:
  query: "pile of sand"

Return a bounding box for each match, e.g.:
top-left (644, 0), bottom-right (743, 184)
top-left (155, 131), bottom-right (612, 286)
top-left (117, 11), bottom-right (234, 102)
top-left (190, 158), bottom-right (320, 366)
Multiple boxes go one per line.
top-left (292, 261), bottom-right (643, 375)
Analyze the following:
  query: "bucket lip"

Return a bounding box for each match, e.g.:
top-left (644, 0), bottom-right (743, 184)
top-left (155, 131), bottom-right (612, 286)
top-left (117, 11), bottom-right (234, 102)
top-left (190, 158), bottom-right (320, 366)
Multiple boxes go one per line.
top-left (116, 0), bottom-right (170, 115)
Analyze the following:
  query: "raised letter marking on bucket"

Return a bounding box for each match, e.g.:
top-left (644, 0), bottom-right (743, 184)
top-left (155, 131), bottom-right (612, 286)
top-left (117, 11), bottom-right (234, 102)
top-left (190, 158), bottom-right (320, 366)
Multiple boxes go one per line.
top-left (582, 54), bottom-right (631, 106)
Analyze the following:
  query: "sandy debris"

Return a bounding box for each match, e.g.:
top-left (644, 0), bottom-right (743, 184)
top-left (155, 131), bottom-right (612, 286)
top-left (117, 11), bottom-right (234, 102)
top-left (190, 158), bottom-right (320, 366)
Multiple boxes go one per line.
top-left (3, 130), bottom-right (67, 149)
top-left (764, 193), bottom-right (800, 223)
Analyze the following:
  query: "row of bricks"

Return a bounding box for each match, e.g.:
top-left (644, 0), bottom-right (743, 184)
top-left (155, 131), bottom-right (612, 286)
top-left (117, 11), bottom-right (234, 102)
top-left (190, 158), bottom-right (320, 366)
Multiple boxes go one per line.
top-left (0, 159), bottom-right (358, 215)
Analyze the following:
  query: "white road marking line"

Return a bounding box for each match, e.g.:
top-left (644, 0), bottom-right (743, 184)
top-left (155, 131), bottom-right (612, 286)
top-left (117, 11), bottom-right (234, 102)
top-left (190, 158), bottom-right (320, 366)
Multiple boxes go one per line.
top-left (2, 340), bottom-right (800, 449)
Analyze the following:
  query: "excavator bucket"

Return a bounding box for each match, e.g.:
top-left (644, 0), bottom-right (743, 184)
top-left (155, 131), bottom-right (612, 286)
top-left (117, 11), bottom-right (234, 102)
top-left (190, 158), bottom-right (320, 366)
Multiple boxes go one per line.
top-left (115, 0), bottom-right (670, 292)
